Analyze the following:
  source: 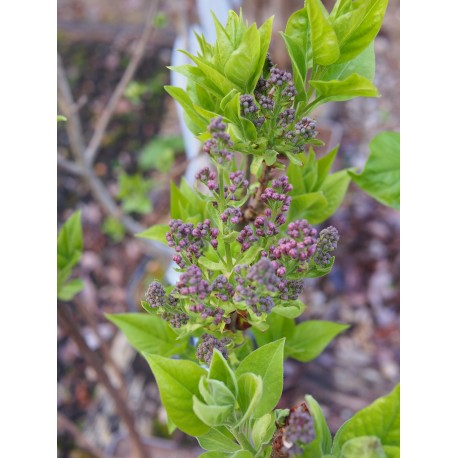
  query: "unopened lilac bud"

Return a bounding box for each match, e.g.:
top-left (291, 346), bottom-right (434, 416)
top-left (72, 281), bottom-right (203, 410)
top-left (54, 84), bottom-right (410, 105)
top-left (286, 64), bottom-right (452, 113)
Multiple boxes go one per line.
top-left (196, 334), bottom-right (231, 365)
top-left (314, 226), bottom-right (339, 267)
top-left (240, 94), bottom-right (259, 115)
top-left (281, 403), bottom-right (316, 456)
top-left (145, 281), bottom-right (166, 308)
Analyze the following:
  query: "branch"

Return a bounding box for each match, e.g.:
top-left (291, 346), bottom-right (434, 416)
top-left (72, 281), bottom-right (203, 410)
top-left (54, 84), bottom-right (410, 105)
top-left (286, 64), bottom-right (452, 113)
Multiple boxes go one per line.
top-left (57, 152), bottom-right (84, 175)
top-left (57, 412), bottom-right (109, 458)
top-left (58, 304), bottom-right (149, 458)
top-left (85, 0), bottom-right (160, 166)
top-left (57, 51), bottom-right (171, 263)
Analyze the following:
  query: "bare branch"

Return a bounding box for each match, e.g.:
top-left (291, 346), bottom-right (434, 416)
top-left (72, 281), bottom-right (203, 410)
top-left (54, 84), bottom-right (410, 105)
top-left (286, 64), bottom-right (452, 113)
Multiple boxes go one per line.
top-left (57, 412), bottom-right (109, 458)
top-left (85, 0), bottom-right (160, 166)
top-left (57, 152), bottom-right (84, 175)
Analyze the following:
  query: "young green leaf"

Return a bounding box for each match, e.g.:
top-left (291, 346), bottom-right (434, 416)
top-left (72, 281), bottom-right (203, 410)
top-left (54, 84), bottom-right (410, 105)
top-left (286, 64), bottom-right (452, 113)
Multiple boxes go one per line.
top-left (310, 74), bottom-right (379, 103)
top-left (286, 321), bottom-right (349, 362)
top-left (315, 146), bottom-right (339, 190)
top-left (193, 396), bottom-right (235, 427)
top-left (235, 339), bottom-right (285, 417)
top-left (57, 210), bottom-right (83, 271)
top-left (250, 16), bottom-right (274, 92)
top-left (58, 278), bottom-right (84, 301)
top-left (332, 384), bottom-right (400, 457)
top-left (320, 41), bottom-right (375, 82)
top-left (198, 427), bottom-right (241, 452)
top-left (330, 0), bottom-right (389, 63)
top-left (349, 132), bottom-right (400, 209)
top-left (251, 413), bottom-right (275, 449)
top-left (106, 313), bottom-right (187, 357)
top-left (135, 224), bottom-right (169, 245)
top-left (271, 300), bottom-right (305, 319)
top-left (199, 377), bottom-right (236, 407)
top-left (306, 0), bottom-right (340, 65)
top-left (252, 314), bottom-right (295, 348)
top-left (236, 372), bottom-right (263, 424)
top-left (145, 354), bottom-right (210, 436)
top-left (209, 349), bottom-right (238, 396)
top-left (305, 395), bottom-right (332, 455)
top-left (340, 436), bottom-right (387, 458)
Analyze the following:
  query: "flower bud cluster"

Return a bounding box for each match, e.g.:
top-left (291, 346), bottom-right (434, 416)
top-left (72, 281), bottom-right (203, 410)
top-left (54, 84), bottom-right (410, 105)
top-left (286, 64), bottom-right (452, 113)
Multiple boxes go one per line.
top-left (211, 275), bottom-right (235, 302)
top-left (167, 219), bottom-right (219, 268)
top-left (195, 167), bottom-right (218, 191)
top-left (234, 259), bottom-right (280, 316)
top-left (203, 117), bottom-right (234, 164)
top-left (176, 265), bottom-right (210, 299)
top-left (196, 334), bottom-right (232, 365)
top-left (314, 226), bottom-right (339, 267)
top-left (279, 108), bottom-right (296, 127)
top-left (286, 117), bottom-right (317, 143)
top-left (269, 68), bottom-right (293, 87)
top-left (221, 206), bottom-right (243, 225)
top-left (145, 281), bottom-right (166, 308)
top-left (240, 94), bottom-right (259, 115)
top-left (281, 403), bottom-right (316, 457)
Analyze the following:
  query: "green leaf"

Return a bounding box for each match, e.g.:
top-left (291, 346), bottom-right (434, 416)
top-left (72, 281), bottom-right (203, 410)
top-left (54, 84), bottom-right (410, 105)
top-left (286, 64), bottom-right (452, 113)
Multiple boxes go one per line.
top-left (310, 73), bottom-right (379, 103)
top-left (316, 146), bottom-right (339, 190)
top-left (136, 224), bottom-right (169, 245)
top-left (198, 427), bottom-right (240, 452)
top-left (288, 192), bottom-right (328, 224)
top-left (236, 373), bottom-right (263, 424)
top-left (305, 257), bottom-right (335, 279)
top-left (106, 313), bottom-right (187, 357)
top-left (199, 256), bottom-right (226, 272)
top-left (314, 169), bottom-right (352, 223)
top-left (209, 350), bottom-right (238, 396)
top-left (320, 41), bottom-right (375, 82)
top-left (145, 354), bottom-right (210, 436)
top-left (250, 16), bottom-right (274, 92)
top-left (252, 314), bottom-right (295, 348)
top-left (235, 339), bottom-right (285, 417)
top-left (57, 115), bottom-right (67, 122)
top-left (138, 135), bottom-right (183, 172)
top-left (199, 377), bottom-right (236, 407)
top-left (252, 413), bottom-right (275, 449)
top-left (332, 384), bottom-right (400, 456)
top-left (58, 278), bottom-right (84, 301)
top-left (193, 396), bottom-right (234, 427)
top-left (239, 246), bottom-right (262, 266)
top-left (340, 436), bottom-right (387, 458)
top-left (330, 0), bottom-right (389, 63)
top-left (250, 156), bottom-right (263, 176)
top-left (164, 85), bottom-right (208, 134)
top-left (213, 13), bottom-right (236, 69)
top-left (286, 321), bottom-right (349, 362)
top-left (305, 395), bottom-right (332, 454)
top-left (349, 132), bottom-right (400, 209)
top-left (306, 0), bottom-right (340, 65)
top-left (271, 300), bottom-right (305, 319)
top-left (57, 210), bottom-right (83, 271)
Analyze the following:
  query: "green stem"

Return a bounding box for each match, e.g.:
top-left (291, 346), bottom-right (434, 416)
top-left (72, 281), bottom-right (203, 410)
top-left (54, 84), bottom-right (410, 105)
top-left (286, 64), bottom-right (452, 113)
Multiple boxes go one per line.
top-left (225, 242), bottom-right (233, 270)
top-left (231, 427), bottom-right (256, 454)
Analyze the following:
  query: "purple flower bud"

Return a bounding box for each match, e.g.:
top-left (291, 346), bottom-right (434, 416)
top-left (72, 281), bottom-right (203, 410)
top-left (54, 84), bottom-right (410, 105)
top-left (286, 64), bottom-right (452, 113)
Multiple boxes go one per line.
top-left (145, 281), bottom-right (166, 308)
top-left (196, 334), bottom-right (231, 365)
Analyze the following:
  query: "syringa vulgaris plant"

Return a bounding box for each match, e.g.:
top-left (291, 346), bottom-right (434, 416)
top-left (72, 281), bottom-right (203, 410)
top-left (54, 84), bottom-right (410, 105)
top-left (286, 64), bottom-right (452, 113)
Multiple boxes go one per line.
top-left (108, 1), bottom-right (400, 457)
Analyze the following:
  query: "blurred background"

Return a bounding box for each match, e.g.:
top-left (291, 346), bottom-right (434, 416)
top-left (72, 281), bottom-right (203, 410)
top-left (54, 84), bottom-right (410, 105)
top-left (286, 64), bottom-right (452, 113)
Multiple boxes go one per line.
top-left (57, 0), bottom-right (400, 456)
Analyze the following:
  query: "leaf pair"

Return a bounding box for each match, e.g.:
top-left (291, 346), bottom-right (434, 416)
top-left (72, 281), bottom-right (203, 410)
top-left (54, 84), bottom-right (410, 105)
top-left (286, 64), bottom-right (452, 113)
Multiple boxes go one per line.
top-left (57, 211), bottom-right (84, 301)
top-left (287, 146), bottom-right (351, 224)
top-left (144, 338), bottom-right (285, 454)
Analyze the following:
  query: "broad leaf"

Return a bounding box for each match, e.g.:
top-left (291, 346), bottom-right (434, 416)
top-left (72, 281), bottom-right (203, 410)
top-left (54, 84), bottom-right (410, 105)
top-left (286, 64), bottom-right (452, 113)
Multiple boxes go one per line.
top-left (236, 373), bottom-right (263, 424)
top-left (199, 377), bottom-right (236, 407)
top-left (331, 0), bottom-right (389, 63)
top-left (310, 74), bottom-right (379, 102)
top-left (136, 224), bottom-right (168, 245)
top-left (286, 321), bottom-right (349, 362)
top-left (271, 300), bottom-right (305, 319)
top-left (235, 339), bottom-right (285, 417)
top-left (252, 413), bottom-right (275, 449)
top-left (209, 349), bottom-right (238, 396)
top-left (332, 384), bottom-right (400, 457)
top-left (316, 146), bottom-right (339, 190)
top-left (252, 314), bottom-right (295, 348)
top-left (198, 427), bottom-right (240, 452)
top-left (193, 396), bottom-right (234, 427)
top-left (306, 0), bottom-right (340, 65)
top-left (106, 313), bottom-right (187, 357)
top-left (320, 42), bottom-right (375, 82)
top-left (340, 436), bottom-right (387, 458)
top-left (349, 132), bottom-right (400, 209)
top-left (145, 354), bottom-right (210, 436)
